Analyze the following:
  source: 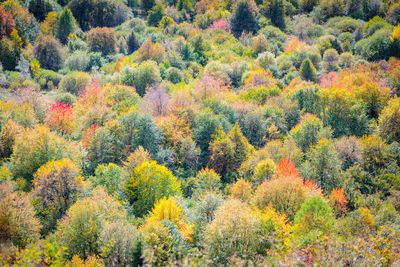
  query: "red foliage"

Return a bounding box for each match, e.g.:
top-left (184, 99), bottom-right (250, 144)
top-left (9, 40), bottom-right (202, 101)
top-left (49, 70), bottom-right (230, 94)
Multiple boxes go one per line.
top-left (46, 101), bottom-right (74, 135)
top-left (319, 72), bottom-right (337, 88)
top-left (208, 19), bottom-right (230, 32)
top-left (275, 157), bottom-right (300, 179)
top-left (0, 6), bottom-right (15, 37)
top-left (330, 188), bottom-right (348, 213)
top-left (304, 179), bottom-right (323, 197)
top-left (81, 123), bottom-right (98, 149)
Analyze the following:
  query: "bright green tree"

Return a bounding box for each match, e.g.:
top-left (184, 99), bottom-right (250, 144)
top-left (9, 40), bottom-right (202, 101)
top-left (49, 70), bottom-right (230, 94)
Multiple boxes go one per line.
top-left (293, 196), bottom-right (335, 246)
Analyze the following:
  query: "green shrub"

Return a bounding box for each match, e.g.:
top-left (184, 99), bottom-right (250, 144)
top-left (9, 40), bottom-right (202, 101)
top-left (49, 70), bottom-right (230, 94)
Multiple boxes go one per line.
top-left (64, 50), bottom-right (90, 71)
top-left (37, 69), bottom-right (63, 89)
top-left (59, 71), bottom-right (92, 94)
top-left (165, 67), bottom-right (184, 84)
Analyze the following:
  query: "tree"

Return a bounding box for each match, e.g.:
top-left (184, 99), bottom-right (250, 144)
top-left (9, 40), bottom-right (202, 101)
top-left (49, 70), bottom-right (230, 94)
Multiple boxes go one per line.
top-left (289, 114), bottom-right (332, 152)
top-left (57, 187), bottom-right (126, 259)
top-left (301, 138), bottom-right (342, 192)
top-left (147, 2), bottom-right (165, 26)
top-left (0, 6), bottom-right (15, 37)
top-left (59, 71), bottom-right (92, 94)
top-left (177, 0), bottom-right (192, 12)
top-left (253, 159), bottom-right (276, 185)
top-left (231, 178), bottom-right (253, 201)
top-left (0, 37), bottom-right (19, 71)
top-left (253, 159), bottom-right (309, 220)
top-left (57, 8), bottom-right (77, 44)
top-left (319, 0), bottom-right (344, 20)
top-left (123, 146), bottom-right (151, 174)
top-left (28, 0), bottom-right (53, 22)
top-left (137, 39), bottom-right (166, 63)
top-left (323, 48), bottom-right (339, 71)
top-left (127, 31), bottom-right (139, 54)
top-left (16, 54), bottom-right (30, 79)
top-left (67, 0), bottom-right (95, 31)
top-left (141, 0), bottom-right (156, 11)
top-left (300, 0), bottom-right (319, 11)
top-left (191, 192), bottom-right (224, 242)
top-left (354, 33), bottom-right (393, 61)
top-left (41, 11), bottom-right (58, 36)
top-left (84, 126), bottom-right (115, 174)
top-left (299, 58), bottom-right (317, 81)
top-left (45, 101), bottom-right (74, 135)
top-left (68, 0), bottom-right (129, 30)
top-left (205, 199), bottom-right (270, 265)
top-left (293, 196), bottom-right (335, 245)
top-left (133, 60), bottom-right (162, 96)
top-left (33, 34), bottom-right (64, 71)
top-left (141, 85), bottom-right (170, 117)
top-left (192, 168), bottom-right (222, 197)
top-left (87, 27), bottom-right (117, 55)
top-left (262, 0), bottom-right (285, 29)
top-left (192, 110), bottom-right (228, 166)
top-left (386, 3), bottom-right (400, 25)
top-left (91, 163), bottom-right (127, 195)
top-left (32, 158), bottom-right (83, 235)
top-left (0, 182), bottom-right (41, 248)
top-left (99, 220), bottom-right (142, 267)
top-left (124, 161), bottom-right (182, 217)
top-left (378, 98), bottom-right (400, 143)
top-left (0, 119), bottom-right (20, 160)
top-left (119, 110), bottom-right (163, 155)
top-left (10, 125), bottom-right (77, 187)
top-left (209, 123), bottom-right (254, 181)
top-left (230, 0), bottom-right (257, 37)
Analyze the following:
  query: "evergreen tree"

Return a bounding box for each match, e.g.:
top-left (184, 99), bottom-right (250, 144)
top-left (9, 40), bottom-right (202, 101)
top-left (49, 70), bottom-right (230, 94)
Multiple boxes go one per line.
top-left (142, 0), bottom-right (156, 12)
top-left (272, 0), bottom-right (285, 29)
top-left (300, 58), bottom-right (317, 81)
top-left (230, 0), bottom-right (257, 37)
top-left (177, 0), bottom-right (193, 12)
top-left (147, 3), bottom-right (165, 27)
top-left (57, 8), bottom-right (77, 44)
top-left (127, 32), bottom-right (139, 54)
top-left (263, 0), bottom-right (286, 29)
top-left (28, 0), bottom-right (53, 22)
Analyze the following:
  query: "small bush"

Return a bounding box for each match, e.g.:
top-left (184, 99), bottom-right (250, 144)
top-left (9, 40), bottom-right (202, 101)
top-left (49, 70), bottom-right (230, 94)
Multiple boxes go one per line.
top-left (59, 71), bottom-right (92, 94)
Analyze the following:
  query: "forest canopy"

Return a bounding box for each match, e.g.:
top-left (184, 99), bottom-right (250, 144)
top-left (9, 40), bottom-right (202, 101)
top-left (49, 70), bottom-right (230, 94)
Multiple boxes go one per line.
top-left (0, 0), bottom-right (400, 265)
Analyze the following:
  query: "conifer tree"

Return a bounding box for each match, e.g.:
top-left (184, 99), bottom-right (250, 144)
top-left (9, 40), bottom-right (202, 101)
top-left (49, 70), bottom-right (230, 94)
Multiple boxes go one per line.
top-left (230, 0), bottom-right (257, 37)
top-left (57, 8), bottom-right (77, 44)
top-left (147, 2), bottom-right (165, 26)
top-left (300, 58), bottom-right (317, 81)
top-left (127, 32), bottom-right (139, 54)
top-left (263, 0), bottom-right (286, 30)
